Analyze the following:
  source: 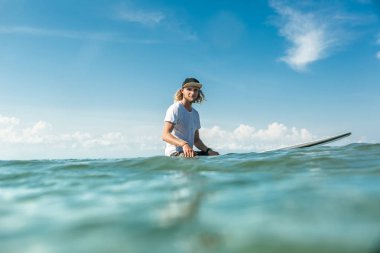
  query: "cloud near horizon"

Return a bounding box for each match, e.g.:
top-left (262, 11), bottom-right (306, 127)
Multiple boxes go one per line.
top-left (0, 114), bottom-right (320, 159)
top-left (269, 1), bottom-right (337, 71)
top-left (201, 123), bottom-right (315, 152)
top-left (0, 114), bottom-right (133, 145)
top-left (0, 114), bottom-right (169, 159)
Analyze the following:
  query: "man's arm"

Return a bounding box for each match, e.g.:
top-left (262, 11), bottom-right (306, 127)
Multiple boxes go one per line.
top-left (161, 121), bottom-right (195, 157)
top-left (194, 130), bottom-right (219, 156)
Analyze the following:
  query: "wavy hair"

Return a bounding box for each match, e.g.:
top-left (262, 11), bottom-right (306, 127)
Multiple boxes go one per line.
top-left (174, 88), bottom-right (205, 103)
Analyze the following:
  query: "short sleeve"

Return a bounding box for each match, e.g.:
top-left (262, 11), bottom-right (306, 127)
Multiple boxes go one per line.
top-left (164, 104), bottom-right (178, 124)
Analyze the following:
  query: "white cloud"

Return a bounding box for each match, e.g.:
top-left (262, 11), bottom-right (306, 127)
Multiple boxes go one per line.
top-left (1, 114), bottom-right (341, 158)
top-left (269, 1), bottom-right (337, 71)
top-left (0, 5), bottom-right (195, 43)
top-left (200, 122), bottom-right (315, 152)
top-left (0, 114), bottom-right (168, 159)
top-left (0, 26), bottom-right (160, 44)
top-left (0, 26), bottom-right (111, 40)
top-left (0, 114), bottom-right (19, 126)
top-left (117, 7), bottom-right (165, 26)
top-left (0, 117), bottom-right (51, 144)
top-left (21, 121), bottom-right (51, 144)
top-left (233, 124), bottom-right (255, 140)
top-left (23, 121), bottom-right (50, 135)
top-left (112, 3), bottom-right (197, 41)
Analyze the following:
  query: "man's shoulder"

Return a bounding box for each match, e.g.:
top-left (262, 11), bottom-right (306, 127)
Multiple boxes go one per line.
top-left (167, 102), bottom-right (180, 110)
top-left (167, 102), bottom-right (182, 115)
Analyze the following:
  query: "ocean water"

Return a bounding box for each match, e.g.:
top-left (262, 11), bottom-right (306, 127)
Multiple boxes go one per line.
top-left (1, 143), bottom-right (380, 253)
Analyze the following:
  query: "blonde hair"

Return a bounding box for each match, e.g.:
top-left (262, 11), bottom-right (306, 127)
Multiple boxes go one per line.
top-left (174, 88), bottom-right (205, 103)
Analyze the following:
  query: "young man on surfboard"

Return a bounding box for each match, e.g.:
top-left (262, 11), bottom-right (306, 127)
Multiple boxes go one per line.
top-left (161, 77), bottom-right (219, 157)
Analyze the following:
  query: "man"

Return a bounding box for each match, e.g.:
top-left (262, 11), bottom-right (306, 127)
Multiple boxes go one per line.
top-left (161, 77), bottom-right (219, 157)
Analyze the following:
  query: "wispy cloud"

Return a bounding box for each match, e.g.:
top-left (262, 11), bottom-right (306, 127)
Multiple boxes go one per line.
top-left (0, 4), bottom-right (196, 43)
top-left (269, 1), bottom-right (337, 71)
top-left (115, 5), bottom-right (165, 26)
top-left (0, 26), bottom-right (160, 44)
top-left (0, 26), bottom-right (112, 40)
top-left (269, 0), bottom-right (378, 71)
top-left (112, 3), bottom-right (197, 41)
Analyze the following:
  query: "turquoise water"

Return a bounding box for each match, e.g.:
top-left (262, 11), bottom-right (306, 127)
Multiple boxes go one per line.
top-left (1, 143), bottom-right (380, 253)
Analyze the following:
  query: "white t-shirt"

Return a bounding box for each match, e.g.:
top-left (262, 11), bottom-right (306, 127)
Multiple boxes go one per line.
top-left (164, 102), bottom-right (201, 156)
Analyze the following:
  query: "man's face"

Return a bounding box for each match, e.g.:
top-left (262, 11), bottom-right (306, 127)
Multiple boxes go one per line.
top-left (182, 87), bottom-right (199, 102)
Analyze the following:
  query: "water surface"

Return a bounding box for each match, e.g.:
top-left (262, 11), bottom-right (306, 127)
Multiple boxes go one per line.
top-left (1, 143), bottom-right (380, 253)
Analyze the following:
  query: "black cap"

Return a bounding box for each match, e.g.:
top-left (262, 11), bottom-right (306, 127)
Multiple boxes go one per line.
top-left (182, 77), bottom-right (202, 89)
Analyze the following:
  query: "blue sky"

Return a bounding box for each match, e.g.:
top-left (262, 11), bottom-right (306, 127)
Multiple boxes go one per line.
top-left (1, 0), bottom-right (379, 159)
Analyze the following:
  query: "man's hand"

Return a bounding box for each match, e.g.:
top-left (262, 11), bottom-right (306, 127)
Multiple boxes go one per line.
top-left (182, 143), bottom-right (195, 158)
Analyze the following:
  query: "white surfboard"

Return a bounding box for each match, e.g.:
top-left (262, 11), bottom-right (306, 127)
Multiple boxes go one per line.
top-left (273, 132), bottom-right (352, 151)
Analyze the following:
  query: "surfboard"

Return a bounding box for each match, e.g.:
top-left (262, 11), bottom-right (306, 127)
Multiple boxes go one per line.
top-left (273, 132), bottom-right (352, 151)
